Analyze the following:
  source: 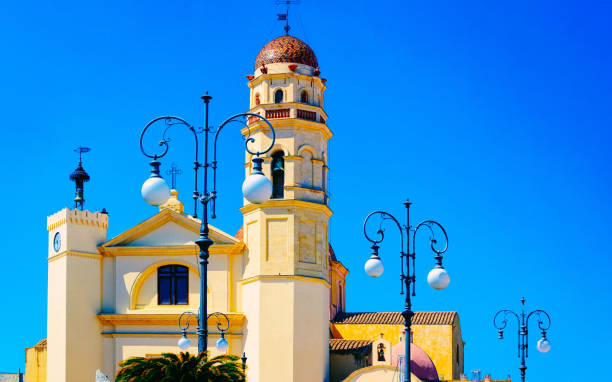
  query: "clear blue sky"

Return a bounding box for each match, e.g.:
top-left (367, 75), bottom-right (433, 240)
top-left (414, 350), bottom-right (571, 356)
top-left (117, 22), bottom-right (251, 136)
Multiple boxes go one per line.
top-left (1, 0), bottom-right (610, 380)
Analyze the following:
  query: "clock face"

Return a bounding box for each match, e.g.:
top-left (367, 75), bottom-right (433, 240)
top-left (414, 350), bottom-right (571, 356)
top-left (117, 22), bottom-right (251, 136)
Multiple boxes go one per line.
top-left (53, 232), bottom-right (61, 252)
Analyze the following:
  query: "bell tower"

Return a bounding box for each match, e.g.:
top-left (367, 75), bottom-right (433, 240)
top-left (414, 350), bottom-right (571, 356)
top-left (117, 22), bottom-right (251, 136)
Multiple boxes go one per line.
top-left (240, 34), bottom-right (331, 382)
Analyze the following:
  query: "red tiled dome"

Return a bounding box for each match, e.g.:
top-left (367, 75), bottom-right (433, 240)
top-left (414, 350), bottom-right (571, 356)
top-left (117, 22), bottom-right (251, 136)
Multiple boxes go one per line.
top-left (254, 35), bottom-right (318, 70)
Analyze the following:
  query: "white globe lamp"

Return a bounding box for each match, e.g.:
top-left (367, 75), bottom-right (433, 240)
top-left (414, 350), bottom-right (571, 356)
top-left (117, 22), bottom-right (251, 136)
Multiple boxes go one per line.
top-left (537, 337), bottom-right (551, 353)
top-left (242, 157), bottom-right (272, 204)
top-left (142, 161), bottom-right (170, 206)
top-left (142, 177), bottom-right (170, 206)
top-left (178, 333), bottom-right (191, 351)
top-left (216, 334), bottom-right (229, 353)
top-left (427, 267), bottom-right (450, 290)
top-left (365, 255), bottom-right (384, 277)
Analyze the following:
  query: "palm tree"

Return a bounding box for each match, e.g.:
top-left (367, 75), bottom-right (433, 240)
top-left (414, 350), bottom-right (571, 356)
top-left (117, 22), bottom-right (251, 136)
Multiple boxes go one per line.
top-left (115, 351), bottom-right (245, 382)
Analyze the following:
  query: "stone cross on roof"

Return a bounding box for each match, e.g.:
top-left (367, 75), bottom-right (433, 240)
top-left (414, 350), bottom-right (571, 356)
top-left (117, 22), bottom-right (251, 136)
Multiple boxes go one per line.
top-left (166, 163), bottom-right (182, 190)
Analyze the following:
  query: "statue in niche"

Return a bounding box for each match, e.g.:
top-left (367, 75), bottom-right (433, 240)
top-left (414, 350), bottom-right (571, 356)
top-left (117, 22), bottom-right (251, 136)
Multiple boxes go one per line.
top-left (377, 343), bottom-right (386, 361)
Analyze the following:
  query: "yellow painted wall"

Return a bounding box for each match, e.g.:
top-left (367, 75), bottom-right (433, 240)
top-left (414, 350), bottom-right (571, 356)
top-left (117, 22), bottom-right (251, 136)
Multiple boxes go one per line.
top-left (48, 253), bottom-right (104, 381)
top-left (242, 278), bottom-right (329, 382)
top-left (412, 324), bottom-right (453, 381)
top-left (242, 204), bottom-right (331, 280)
top-left (25, 341), bottom-right (46, 382)
top-left (332, 323), bottom-right (403, 344)
top-left (451, 317), bottom-right (464, 379)
top-left (331, 322), bottom-right (464, 381)
top-left (329, 261), bottom-right (348, 318)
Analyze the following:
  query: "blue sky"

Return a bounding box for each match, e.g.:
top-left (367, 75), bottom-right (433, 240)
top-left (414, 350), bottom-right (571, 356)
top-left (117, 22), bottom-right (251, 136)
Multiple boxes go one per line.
top-left (1, 0), bottom-right (610, 380)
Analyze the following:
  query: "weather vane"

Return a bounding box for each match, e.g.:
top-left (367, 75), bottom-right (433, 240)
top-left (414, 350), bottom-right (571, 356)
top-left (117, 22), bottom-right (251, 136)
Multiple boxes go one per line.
top-left (69, 146), bottom-right (91, 210)
top-left (276, 0), bottom-right (299, 34)
top-left (166, 163), bottom-right (182, 190)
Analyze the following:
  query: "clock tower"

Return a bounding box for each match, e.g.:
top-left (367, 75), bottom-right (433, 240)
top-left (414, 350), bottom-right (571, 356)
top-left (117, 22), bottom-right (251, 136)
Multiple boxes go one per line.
top-left (240, 34), bottom-right (331, 382)
top-left (47, 208), bottom-right (108, 381)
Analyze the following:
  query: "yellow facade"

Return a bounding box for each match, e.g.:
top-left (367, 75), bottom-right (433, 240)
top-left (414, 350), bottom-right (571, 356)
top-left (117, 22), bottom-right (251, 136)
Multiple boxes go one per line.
top-left (25, 339), bottom-right (46, 382)
top-left (329, 312), bottom-right (468, 382)
top-left (332, 323), bottom-right (404, 344)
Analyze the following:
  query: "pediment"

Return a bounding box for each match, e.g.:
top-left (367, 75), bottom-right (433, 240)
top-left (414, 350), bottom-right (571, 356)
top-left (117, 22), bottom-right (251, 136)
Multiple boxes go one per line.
top-left (101, 209), bottom-right (239, 248)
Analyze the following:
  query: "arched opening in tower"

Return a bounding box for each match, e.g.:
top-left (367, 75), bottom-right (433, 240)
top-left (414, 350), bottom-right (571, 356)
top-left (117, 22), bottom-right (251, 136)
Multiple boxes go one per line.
top-left (271, 151), bottom-right (285, 199)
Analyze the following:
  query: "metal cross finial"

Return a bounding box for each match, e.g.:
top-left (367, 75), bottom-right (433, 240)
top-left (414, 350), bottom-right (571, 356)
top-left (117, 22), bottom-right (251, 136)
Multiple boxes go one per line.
top-left (166, 163), bottom-right (183, 189)
top-left (276, 0), bottom-right (299, 35)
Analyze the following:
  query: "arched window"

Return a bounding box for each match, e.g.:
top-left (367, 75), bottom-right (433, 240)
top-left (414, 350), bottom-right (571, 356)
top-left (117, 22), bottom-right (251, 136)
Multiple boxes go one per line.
top-left (338, 284), bottom-right (343, 312)
top-left (300, 90), bottom-right (308, 103)
top-left (456, 344), bottom-right (460, 365)
top-left (274, 89), bottom-right (283, 104)
top-left (255, 93), bottom-right (261, 105)
top-left (158, 265), bottom-right (188, 305)
top-left (271, 151), bottom-right (284, 199)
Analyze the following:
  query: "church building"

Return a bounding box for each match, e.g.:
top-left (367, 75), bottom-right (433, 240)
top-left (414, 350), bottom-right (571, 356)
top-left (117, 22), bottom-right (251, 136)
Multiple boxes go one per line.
top-left (27, 32), bottom-right (509, 382)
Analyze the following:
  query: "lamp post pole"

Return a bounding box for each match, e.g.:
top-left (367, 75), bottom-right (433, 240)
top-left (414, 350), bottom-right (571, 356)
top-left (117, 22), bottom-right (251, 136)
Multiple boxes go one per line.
top-left (197, 94), bottom-right (213, 352)
top-left (139, 94), bottom-right (276, 354)
top-left (493, 298), bottom-right (552, 382)
top-left (363, 200), bottom-right (450, 382)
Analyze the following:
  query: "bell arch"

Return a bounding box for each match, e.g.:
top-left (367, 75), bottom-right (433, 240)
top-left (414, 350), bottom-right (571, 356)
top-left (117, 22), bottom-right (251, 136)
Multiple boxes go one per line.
top-left (273, 88), bottom-right (284, 103)
top-left (271, 150), bottom-right (285, 199)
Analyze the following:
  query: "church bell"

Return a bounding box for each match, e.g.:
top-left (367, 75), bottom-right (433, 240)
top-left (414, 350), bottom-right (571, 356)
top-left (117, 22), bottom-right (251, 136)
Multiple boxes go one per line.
top-left (272, 159), bottom-right (284, 172)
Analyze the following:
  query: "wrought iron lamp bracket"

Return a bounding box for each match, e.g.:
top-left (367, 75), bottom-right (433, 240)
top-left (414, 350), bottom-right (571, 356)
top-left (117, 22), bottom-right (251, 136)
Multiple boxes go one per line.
top-left (178, 311), bottom-right (200, 333)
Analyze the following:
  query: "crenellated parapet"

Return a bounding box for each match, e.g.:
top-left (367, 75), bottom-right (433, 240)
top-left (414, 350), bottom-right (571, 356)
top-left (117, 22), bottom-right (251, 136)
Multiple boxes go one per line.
top-left (47, 207), bottom-right (108, 231)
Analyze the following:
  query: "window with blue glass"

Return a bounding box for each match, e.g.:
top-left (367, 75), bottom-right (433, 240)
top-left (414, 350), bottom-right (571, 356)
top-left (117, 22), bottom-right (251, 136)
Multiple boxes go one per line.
top-left (157, 265), bottom-right (189, 305)
top-left (274, 89), bottom-right (283, 103)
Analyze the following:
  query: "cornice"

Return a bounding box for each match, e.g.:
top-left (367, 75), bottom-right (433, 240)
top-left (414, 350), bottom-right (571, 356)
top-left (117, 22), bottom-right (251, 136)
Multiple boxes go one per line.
top-left (248, 72), bottom-right (327, 92)
top-left (242, 118), bottom-right (332, 140)
top-left (48, 250), bottom-right (102, 263)
top-left (284, 185), bottom-right (326, 194)
top-left (101, 332), bottom-right (244, 338)
top-left (97, 313), bottom-right (246, 327)
top-left (331, 260), bottom-right (349, 276)
top-left (240, 199), bottom-right (333, 217)
top-left (100, 243), bottom-right (245, 257)
top-left (240, 274), bottom-right (330, 289)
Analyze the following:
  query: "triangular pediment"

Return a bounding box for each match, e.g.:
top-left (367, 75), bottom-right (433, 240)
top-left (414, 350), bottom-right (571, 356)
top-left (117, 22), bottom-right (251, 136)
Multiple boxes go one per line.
top-left (101, 209), bottom-right (239, 248)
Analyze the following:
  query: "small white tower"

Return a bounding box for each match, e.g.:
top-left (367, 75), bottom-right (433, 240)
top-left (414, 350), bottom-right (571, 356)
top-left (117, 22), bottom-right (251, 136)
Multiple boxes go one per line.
top-left (47, 208), bottom-right (108, 381)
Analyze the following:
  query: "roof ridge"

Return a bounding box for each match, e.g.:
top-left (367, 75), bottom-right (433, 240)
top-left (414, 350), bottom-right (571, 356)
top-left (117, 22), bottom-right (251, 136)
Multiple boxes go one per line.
top-left (332, 311), bottom-right (457, 325)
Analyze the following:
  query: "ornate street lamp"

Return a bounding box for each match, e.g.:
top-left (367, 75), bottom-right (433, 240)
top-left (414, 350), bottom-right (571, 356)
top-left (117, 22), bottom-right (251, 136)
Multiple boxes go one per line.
top-left (139, 93), bottom-right (276, 353)
top-left (363, 200), bottom-right (449, 382)
top-left (177, 311), bottom-right (230, 353)
top-left (494, 298), bottom-right (552, 382)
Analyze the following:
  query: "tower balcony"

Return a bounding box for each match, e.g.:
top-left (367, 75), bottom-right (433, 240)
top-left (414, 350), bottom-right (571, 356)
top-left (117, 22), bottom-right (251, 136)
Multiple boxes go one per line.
top-left (247, 102), bottom-right (328, 126)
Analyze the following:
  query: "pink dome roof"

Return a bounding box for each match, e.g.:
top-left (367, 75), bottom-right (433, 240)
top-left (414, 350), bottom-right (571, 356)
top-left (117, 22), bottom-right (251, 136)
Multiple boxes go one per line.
top-left (391, 342), bottom-right (439, 381)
